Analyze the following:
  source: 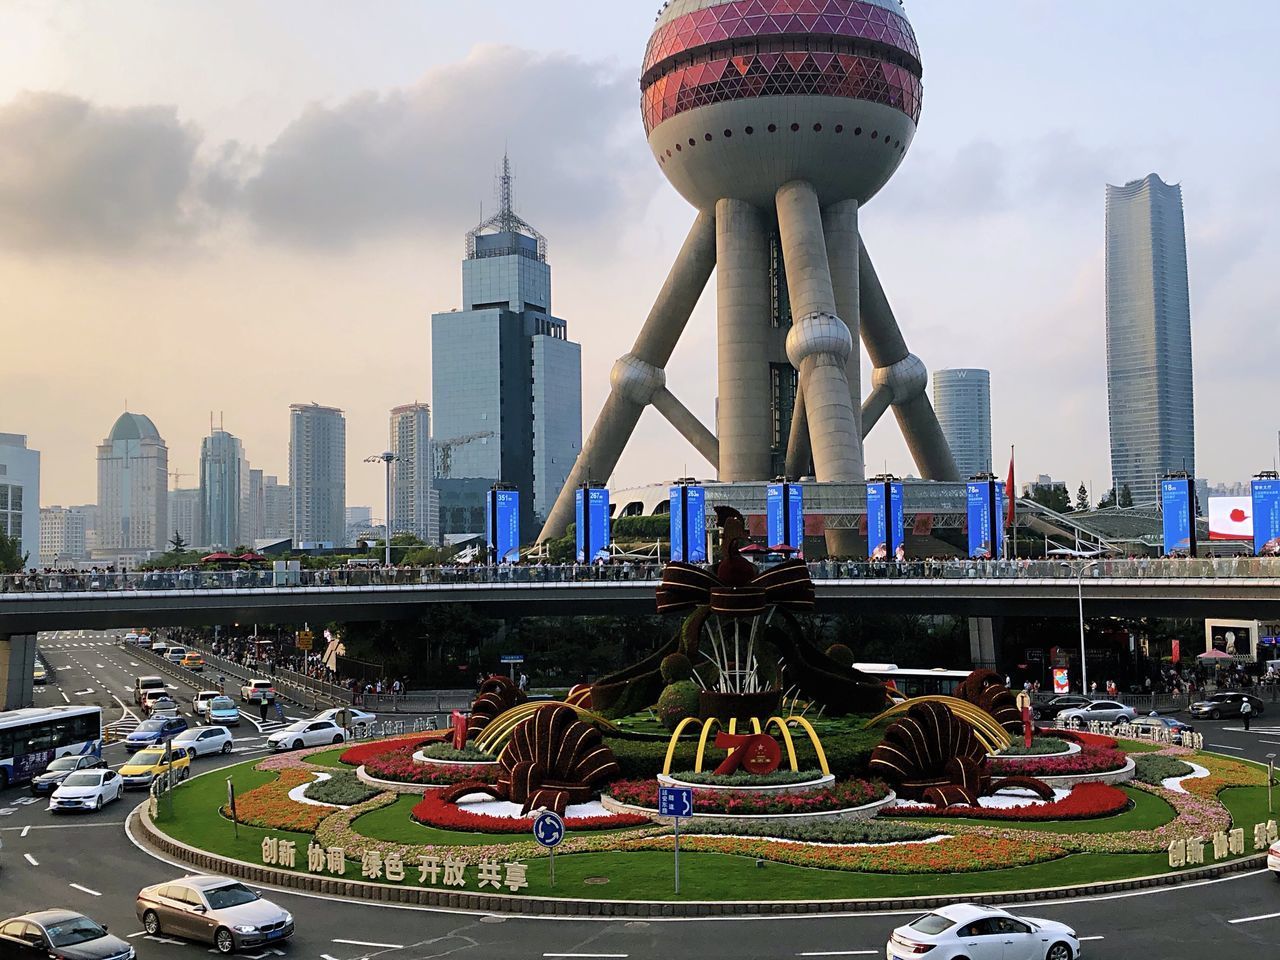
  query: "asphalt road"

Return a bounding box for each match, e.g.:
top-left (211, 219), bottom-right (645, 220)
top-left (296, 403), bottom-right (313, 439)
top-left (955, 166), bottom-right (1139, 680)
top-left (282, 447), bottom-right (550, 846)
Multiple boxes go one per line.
top-left (6, 633), bottom-right (1280, 959)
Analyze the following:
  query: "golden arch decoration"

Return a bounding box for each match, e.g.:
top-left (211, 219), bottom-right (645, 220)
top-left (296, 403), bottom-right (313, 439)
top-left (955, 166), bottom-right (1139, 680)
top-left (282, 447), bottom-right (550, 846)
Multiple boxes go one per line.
top-left (473, 701), bottom-right (620, 756)
top-left (661, 716), bottom-right (831, 777)
top-left (864, 696), bottom-right (1012, 754)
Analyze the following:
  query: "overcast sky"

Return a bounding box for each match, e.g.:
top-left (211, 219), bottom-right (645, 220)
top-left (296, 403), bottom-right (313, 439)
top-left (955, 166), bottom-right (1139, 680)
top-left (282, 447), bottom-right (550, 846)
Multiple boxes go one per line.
top-left (4, 0), bottom-right (1278, 514)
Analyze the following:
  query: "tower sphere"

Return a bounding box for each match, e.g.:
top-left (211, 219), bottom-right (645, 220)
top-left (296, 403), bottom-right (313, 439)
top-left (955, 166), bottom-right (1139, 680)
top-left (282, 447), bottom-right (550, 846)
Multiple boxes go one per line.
top-left (642, 0), bottom-right (923, 212)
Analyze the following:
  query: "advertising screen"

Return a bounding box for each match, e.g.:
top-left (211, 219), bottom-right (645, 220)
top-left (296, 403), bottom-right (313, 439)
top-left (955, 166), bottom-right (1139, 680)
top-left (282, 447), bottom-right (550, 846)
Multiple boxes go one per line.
top-left (866, 482), bottom-right (888, 559)
top-left (766, 483), bottom-right (805, 555)
top-left (1208, 497), bottom-right (1253, 542)
top-left (1253, 479), bottom-right (1280, 557)
top-left (575, 487), bottom-right (612, 562)
top-left (1161, 478), bottom-right (1194, 555)
top-left (889, 482), bottom-right (906, 560)
top-left (1052, 668), bottom-right (1070, 695)
top-left (967, 481), bottom-right (999, 559)
top-left (486, 489), bottom-right (521, 563)
top-left (669, 485), bottom-right (707, 563)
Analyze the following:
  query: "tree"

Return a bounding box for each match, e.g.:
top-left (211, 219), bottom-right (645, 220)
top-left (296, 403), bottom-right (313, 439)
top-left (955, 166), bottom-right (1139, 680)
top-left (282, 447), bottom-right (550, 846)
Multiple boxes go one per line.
top-left (1097, 487), bottom-right (1117, 509)
top-left (169, 530), bottom-right (187, 551)
top-left (1076, 484), bottom-right (1091, 513)
top-left (1027, 484), bottom-right (1071, 514)
top-left (0, 531), bottom-right (27, 573)
top-left (1118, 484), bottom-right (1134, 508)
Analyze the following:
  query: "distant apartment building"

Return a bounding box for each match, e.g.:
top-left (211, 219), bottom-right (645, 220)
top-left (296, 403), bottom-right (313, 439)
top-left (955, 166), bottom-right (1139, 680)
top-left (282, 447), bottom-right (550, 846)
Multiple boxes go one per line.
top-left (168, 488), bottom-right (202, 550)
top-left (0, 433), bottom-right (40, 566)
top-left (289, 404), bottom-right (346, 546)
top-left (390, 403), bottom-right (440, 544)
top-left (96, 413), bottom-right (168, 559)
top-left (261, 476), bottom-right (292, 540)
top-left (200, 429), bottom-right (250, 549)
top-left (39, 506), bottom-right (86, 566)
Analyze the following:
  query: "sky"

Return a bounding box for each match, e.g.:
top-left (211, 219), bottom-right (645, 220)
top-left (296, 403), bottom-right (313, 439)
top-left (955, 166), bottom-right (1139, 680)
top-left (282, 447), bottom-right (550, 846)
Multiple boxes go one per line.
top-left (3, 0), bottom-right (1279, 516)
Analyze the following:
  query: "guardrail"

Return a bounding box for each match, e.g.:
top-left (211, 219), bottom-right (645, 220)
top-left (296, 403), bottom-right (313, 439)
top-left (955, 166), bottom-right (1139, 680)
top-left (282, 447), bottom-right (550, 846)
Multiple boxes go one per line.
top-left (1051, 715), bottom-right (1206, 750)
top-left (174, 639), bottom-right (353, 707)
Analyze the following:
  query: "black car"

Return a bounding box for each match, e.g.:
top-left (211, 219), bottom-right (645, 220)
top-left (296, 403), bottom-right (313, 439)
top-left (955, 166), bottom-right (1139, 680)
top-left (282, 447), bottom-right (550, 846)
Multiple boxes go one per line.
top-left (0, 910), bottom-right (134, 960)
top-left (30, 755), bottom-right (107, 795)
top-left (1031, 695), bottom-right (1092, 721)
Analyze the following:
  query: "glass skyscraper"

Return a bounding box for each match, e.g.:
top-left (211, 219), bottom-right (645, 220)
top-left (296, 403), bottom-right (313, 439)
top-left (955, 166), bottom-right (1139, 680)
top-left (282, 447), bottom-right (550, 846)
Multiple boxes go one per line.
top-left (932, 369), bottom-right (992, 478)
top-left (1105, 174), bottom-right (1195, 506)
top-left (199, 429), bottom-right (249, 549)
top-left (390, 403), bottom-right (439, 544)
top-left (289, 403), bottom-right (346, 546)
top-left (431, 156), bottom-right (582, 539)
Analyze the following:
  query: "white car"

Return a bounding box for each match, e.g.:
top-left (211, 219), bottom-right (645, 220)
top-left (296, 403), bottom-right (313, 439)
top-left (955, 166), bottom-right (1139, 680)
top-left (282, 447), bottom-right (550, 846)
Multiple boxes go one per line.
top-left (888, 904), bottom-right (1080, 960)
top-left (267, 719), bottom-right (347, 752)
top-left (1268, 840), bottom-right (1280, 878)
top-left (172, 726), bottom-right (234, 757)
top-left (240, 680), bottom-right (277, 703)
top-left (310, 707), bottom-right (376, 734)
top-left (48, 769), bottom-right (125, 813)
top-left (1057, 700), bottom-right (1137, 725)
top-left (193, 690), bottom-right (222, 717)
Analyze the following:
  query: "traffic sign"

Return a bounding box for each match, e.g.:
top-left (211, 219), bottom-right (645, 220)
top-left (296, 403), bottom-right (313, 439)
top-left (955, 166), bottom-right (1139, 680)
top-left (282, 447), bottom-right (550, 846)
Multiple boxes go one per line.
top-left (658, 786), bottom-right (693, 819)
top-left (296, 630), bottom-right (314, 651)
top-left (500, 654), bottom-right (525, 664)
top-left (532, 810), bottom-right (565, 848)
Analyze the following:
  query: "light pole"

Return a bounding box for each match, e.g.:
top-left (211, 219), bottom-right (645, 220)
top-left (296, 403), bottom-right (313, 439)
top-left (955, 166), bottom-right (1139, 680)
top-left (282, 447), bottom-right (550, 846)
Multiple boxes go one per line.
top-left (364, 452), bottom-right (399, 566)
top-left (1062, 559), bottom-right (1101, 696)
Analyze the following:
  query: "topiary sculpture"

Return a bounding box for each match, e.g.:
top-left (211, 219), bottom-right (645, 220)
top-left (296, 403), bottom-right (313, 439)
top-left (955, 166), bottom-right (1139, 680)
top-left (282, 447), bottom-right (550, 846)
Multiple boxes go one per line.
top-left (660, 652), bottom-right (694, 684)
top-left (657, 680), bottom-right (701, 731)
top-left (825, 643), bottom-right (855, 667)
top-left (956, 669), bottom-right (1022, 734)
top-left (467, 675), bottom-right (526, 740)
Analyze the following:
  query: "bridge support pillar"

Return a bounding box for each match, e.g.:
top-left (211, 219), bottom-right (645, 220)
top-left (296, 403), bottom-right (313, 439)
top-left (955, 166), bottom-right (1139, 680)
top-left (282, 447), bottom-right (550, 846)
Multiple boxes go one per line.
top-left (968, 618), bottom-right (998, 672)
top-left (0, 634), bottom-right (37, 710)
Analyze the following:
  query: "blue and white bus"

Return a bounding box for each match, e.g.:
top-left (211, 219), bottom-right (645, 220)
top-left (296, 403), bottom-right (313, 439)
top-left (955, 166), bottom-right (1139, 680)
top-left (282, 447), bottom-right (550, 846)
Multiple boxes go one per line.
top-left (0, 706), bottom-right (104, 789)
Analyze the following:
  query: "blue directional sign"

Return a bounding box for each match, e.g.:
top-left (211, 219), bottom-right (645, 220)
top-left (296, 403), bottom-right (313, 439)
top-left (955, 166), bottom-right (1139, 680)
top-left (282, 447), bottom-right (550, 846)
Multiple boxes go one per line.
top-left (499, 654), bottom-right (524, 665)
top-left (532, 810), bottom-right (565, 848)
top-left (658, 786), bottom-right (694, 819)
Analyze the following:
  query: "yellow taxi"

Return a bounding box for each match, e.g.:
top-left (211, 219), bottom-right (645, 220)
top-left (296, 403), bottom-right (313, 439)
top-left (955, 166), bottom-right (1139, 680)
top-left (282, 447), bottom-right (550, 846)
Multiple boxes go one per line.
top-left (180, 653), bottom-right (206, 672)
top-left (120, 745), bottom-right (193, 789)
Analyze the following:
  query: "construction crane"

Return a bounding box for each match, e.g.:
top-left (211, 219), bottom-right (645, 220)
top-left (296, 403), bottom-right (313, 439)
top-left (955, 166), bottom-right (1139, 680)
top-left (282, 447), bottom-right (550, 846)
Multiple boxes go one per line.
top-left (168, 470), bottom-right (192, 488)
top-left (435, 432), bottom-right (496, 479)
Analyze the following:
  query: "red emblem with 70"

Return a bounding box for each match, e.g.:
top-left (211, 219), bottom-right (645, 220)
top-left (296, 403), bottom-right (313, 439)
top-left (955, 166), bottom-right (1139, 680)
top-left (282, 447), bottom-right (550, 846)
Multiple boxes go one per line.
top-left (712, 731), bottom-right (782, 776)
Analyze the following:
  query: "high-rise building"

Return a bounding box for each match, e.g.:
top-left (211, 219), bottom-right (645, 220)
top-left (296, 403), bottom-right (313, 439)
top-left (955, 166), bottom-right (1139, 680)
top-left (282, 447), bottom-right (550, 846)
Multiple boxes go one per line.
top-left (1106, 174), bottom-right (1196, 506)
top-left (96, 413), bottom-right (168, 559)
top-left (289, 404), bottom-right (345, 546)
top-left (261, 476), bottom-right (292, 541)
top-left (932, 369), bottom-right (992, 478)
top-left (390, 403), bottom-right (440, 544)
top-left (246, 469), bottom-right (265, 544)
top-left (0, 433), bottom-right (39, 565)
top-left (167, 488), bottom-right (202, 550)
top-left (200, 429), bottom-right (250, 549)
top-left (39, 506), bottom-right (88, 566)
top-left (431, 155), bottom-right (582, 539)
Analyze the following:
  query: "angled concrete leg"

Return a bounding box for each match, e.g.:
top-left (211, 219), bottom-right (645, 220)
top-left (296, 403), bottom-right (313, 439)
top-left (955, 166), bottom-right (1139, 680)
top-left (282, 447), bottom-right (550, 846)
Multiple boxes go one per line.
top-left (859, 241), bottom-right (961, 482)
top-left (536, 212), bottom-right (718, 542)
top-left (0, 634), bottom-right (36, 710)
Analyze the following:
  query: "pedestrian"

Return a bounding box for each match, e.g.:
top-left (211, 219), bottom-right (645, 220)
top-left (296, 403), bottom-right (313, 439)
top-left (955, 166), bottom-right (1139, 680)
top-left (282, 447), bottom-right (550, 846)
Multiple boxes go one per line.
top-left (258, 698), bottom-right (269, 722)
top-left (1241, 696), bottom-right (1253, 731)
top-left (519, 671), bottom-right (529, 692)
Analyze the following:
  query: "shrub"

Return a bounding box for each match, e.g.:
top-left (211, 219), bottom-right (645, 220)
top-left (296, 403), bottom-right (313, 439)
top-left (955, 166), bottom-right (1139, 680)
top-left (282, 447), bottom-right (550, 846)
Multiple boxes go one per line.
top-left (306, 772), bottom-right (380, 806)
top-left (680, 817), bottom-right (937, 844)
top-left (607, 778), bottom-right (889, 815)
top-left (657, 681), bottom-right (701, 731)
top-left (419, 742), bottom-right (494, 762)
top-left (672, 769), bottom-right (824, 786)
top-left (997, 737), bottom-right (1071, 757)
top-left (1133, 755), bottom-right (1195, 785)
top-left (660, 653), bottom-right (694, 684)
top-left (825, 643), bottom-right (855, 667)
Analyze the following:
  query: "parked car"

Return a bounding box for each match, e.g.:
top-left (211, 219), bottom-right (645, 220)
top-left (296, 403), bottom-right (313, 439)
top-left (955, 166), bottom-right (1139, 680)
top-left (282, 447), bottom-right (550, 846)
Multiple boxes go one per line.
top-left (240, 680), bottom-right (276, 704)
top-left (48, 769), bottom-right (124, 813)
top-left (124, 716), bottom-right (189, 750)
top-left (30, 755), bottom-right (106, 795)
top-left (134, 676), bottom-right (166, 706)
top-left (180, 653), bottom-right (206, 672)
top-left (0, 910), bottom-right (135, 960)
top-left (1189, 692), bottom-right (1265, 721)
top-left (194, 690), bottom-right (222, 717)
top-left (1030, 695), bottom-right (1091, 721)
top-left (887, 903), bottom-right (1080, 960)
top-left (1057, 700), bottom-right (1138, 725)
top-left (205, 696), bottom-right (241, 727)
top-left (119, 747), bottom-right (193, 789)
top-left (267, 719), bottom-right (347, 752)
top-left (135, 876), bottom-right (294, 955)
top-left (1128, 715), bottom-right (1196, 742)
top-left (310, 707), bottom-right (376, 734)
top-left (172, 727), bottom-right (233, 757)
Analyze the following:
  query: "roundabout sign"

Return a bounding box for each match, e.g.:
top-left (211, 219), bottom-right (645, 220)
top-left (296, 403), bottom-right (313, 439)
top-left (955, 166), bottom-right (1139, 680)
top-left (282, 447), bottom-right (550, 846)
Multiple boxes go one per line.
top-left (533, 809), bottom-right (565, 886)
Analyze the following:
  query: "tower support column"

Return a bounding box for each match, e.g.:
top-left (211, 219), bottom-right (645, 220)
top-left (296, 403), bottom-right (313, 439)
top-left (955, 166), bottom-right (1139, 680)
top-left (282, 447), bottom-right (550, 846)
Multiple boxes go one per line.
top-left (0, 634), bottom-right (36, 711)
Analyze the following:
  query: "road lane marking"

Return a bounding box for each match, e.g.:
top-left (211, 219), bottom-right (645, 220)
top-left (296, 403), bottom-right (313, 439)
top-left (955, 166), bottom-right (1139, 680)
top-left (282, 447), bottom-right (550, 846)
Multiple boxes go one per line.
top-left (61, 692), bottom-right (71, 703)
top-left (21, 825), bottom-right (30, 837)
top-left (1230, 911), bottom-right (1280, 925)
top-left (1078, 936), bottom-right (1105, 941)
top-left (24, 853), bottom-right (38, 865)
top-left (127, 932), bottom-right (147, 939)
top-left (543, 955), bottom-right (629, 959)
top-left (333, 941), bottom-right (405, 950)
top-left (1209, 743), bottom-right (1245, 751)
top-left (1261, 740), bottom-right (1280, 746)
top-left (1, 821), bottom-right (126, 831)
top-left (797, 952), bottom-right (878, 956)
top-left (70, 883), bottom-right (102, 896)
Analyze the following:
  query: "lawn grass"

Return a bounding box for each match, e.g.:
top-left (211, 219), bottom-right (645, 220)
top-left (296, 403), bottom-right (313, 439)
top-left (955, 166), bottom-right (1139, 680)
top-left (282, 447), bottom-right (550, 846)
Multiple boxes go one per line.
top-left (305, 747), bottom-right (350, 769)
top-left (895, 787), bottom-right (1176, 835)
top-left (1220, 785), bottom-right (1277, 830)
top-left (1115, 739), bottom-right (1164, 754)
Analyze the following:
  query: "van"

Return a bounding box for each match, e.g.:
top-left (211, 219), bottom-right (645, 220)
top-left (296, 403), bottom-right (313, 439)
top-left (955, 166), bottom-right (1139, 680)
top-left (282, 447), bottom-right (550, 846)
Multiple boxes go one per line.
top-left (134, 676), bottom-right (166, 705)
top-left (165, 646), bottom-right (188, 664)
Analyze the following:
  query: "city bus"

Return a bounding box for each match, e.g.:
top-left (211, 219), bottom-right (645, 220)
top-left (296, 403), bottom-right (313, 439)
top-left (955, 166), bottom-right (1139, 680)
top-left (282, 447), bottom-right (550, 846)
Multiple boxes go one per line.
top-left (0, 705), bottom-right (104, 789)
top-left (853, 663), bottom-right (971, 699)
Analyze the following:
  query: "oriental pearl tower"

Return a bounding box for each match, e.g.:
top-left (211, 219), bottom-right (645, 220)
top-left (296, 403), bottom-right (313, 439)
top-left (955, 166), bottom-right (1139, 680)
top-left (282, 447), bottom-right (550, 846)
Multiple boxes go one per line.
top-left (539, 0), bottom-right (959, 551)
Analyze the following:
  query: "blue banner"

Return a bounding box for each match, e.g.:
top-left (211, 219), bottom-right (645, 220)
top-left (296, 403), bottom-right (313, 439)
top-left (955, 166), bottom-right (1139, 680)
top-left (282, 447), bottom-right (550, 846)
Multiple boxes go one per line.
top-left (669, 485), bottom-right (707, 563)
top-left (788, 485), bottom-right (804, 557)
top-left (1161, 478), bottom-right (1194, 556)
top-left (967, 481), bottom-right (1002, 559)
top-left (486, 489), bottom-right (521, 563)
top-left (867, 483), bottom-right (888, 560)
top-left (575, 487), bottom-right (612, 563)
top-left (767, 483), bottom-right (805, 554)
top-left (890, 481), bottom-right (906, 560)
top-left (1253, 478), bottom-right (1280, 557)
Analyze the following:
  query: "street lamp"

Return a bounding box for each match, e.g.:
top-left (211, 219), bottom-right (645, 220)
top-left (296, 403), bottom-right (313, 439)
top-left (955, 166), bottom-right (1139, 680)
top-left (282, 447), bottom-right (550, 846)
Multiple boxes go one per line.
top-left (364, 452), bottom-right (400, 566)
top-left (1061, 559), bottom-right (1102, 696)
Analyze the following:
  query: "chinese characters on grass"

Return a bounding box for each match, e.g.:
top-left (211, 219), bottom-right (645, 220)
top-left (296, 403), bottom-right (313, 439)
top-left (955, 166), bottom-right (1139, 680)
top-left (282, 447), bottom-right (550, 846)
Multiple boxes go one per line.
top-left (1167, 820), bottom-right (1277, 869)
top-left (260, 837), bottom-right (529, 892)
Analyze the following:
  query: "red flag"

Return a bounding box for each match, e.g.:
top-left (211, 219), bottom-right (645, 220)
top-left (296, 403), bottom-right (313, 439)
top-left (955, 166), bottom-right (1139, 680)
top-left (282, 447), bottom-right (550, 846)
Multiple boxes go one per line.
top-left (1005, 447), bottom-right (1016, 528)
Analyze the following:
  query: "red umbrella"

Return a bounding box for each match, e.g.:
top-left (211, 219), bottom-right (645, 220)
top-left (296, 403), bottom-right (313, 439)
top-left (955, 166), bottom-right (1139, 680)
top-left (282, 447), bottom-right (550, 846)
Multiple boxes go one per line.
top-left (768, 544), bottom-right (800, 554)
top-left (200, 552), bottom-right (235, 563)
top-left (238, 552), bottom-right (269, 562)
top-left (1196, 649), bottom-right (1233, 661)
top-left (738, 543), bottom-right (769, 555)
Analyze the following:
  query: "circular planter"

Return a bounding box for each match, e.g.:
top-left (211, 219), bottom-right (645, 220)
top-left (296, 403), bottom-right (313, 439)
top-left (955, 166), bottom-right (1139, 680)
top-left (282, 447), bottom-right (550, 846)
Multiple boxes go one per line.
top-left (657, 772), bottom-right (835, 795)
top-left (698, 689), bottom-right (781, 722)
top-left (988, 742), bottom-right (1081, 761)
top-left (1029, 756), bottom-right (1137, 789)
top-left (600, 790), bottom-right (896, 824)
top-left (411, 748), bottom-right (500, 769)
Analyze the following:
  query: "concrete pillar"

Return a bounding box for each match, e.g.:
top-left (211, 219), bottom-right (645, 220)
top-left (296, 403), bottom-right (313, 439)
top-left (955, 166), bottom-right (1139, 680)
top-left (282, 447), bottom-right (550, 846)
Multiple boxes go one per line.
top-left (861, 383), bottom-right (893, 438)
top-left (651, 388), bottom-right (719, 468)
top-left (537, 213), bottom-right (717, 542)
top-left (0, 634), bottom-right (37, 711)
top-left (968, 617), bottom-right (999, 671)
top-left (715, 198), bottom-right (773, 481)
top-left (824, 200), bottom-right (863, 422)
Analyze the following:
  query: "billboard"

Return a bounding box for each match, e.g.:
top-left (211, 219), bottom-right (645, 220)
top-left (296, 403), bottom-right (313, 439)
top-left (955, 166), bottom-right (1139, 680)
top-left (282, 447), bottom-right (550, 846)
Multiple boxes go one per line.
top-left (767, 483), bottom-right (804, 556)
top-left (669, 484), bottom-right (707, 564)
top-left (485, 489), bottom-right (520, 563)
top-left (890, 481), bottom-right (906, 561)
top-left (1052, 668), bottom-right (1070, 695)
top-left (1208, 497), bottom-right (1253, 542)
top-left (966, 481), bottom-right (1003, 559)
top-left (868, 481), bottom-right (906, 560)
top-left (575, 487), bottom-right (612, 563)
top-left (1161, 478), bottom-right (1194, 556)
top-left (1253, 478), bottom-right (1280, 557)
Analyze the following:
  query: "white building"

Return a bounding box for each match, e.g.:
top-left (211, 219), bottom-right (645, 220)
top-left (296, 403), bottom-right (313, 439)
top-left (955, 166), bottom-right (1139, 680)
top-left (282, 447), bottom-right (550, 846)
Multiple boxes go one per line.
top-left (39, 507), bottom-right (88, 566)
top-left (390, 403), bottom-right (440, 544)
top-left (290, 404), bottom-right (346, 546)
top-left (95, 413), bottom-right (169, 561)
top-left (168, 488), bottom-right (202, 550)
top-left (0, 433), bottom-right (41, 566)
top-left (261, 476), bottom-right (292, 540)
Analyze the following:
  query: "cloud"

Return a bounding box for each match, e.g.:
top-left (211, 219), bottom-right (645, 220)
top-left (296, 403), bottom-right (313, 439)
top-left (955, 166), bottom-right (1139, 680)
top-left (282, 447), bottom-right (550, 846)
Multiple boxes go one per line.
top-left (0, 91), bottom-right (203, 253)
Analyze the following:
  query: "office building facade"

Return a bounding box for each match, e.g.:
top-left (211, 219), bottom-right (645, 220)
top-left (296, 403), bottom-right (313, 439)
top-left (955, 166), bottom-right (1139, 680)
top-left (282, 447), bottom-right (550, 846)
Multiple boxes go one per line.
top-left (932, 369), bottom-right (992, 478)
top-left (1106, 174), bottom-right (1196, 505)
top-left (96, 413), bottom-right (168, 558)
top-left (390, 403), bottom-right (440, 544)
top-left (200, 429), bottom-right (250, 549)
top-left (431, 156), bottom-right (582, 540)
top-left (0, 433), bottom-right (39, 566)
top-left (39, 507), bottom-right (88, 566)
top-left (261, 476), bottom-right (292, 541)
top-left (168, 488), bottom-right (202, 550)
top-left (290, 404), bottom-right (346, 546)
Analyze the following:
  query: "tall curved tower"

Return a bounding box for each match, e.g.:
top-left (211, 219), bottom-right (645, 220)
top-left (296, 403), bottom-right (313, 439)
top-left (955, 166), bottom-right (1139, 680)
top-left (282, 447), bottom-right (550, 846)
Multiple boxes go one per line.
top-left (539, 0), bottom-right (958, 548)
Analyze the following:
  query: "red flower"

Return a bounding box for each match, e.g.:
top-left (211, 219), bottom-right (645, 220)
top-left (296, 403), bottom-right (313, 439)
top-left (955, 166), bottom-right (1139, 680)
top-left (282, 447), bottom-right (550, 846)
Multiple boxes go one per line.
top-left (410, 791), bottom-right (649, 833)
top-left (886, 782), bottom-right (1129, 822)
top-left (338, 733), bottom-right (444, 767)
top-left (989, 746), bottom-right (1127, 778)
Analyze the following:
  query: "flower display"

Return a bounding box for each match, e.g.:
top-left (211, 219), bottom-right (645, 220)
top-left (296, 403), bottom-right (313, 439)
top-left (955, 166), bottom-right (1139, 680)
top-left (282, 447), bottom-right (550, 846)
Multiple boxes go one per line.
top-left (223, 769), bottom-right (334, 832)
top-left (885, 782), bottom-right (1130, 822)
top-left (606, 778), bottom-right (889, 815)
top-left (988, 746), bottom-right (1127, 778)
top-left (338, 733), bottom-right (444, 767)
top-left (411, 792), bottom-right (649, 833)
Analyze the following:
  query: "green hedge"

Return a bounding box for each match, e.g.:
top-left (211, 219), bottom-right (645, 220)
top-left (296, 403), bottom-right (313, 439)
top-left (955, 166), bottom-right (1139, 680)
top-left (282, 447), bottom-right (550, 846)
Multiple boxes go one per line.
top-left (604, 726), bottom-right (879, 780)
top-left (672, 769), bottom-right (824, 786)
top-left (305, 771), bottom-right (381, 806)
top-left (419, 742), bottom-right (494, 762)
top-left (1133, 754), bottom-right (1196, 785)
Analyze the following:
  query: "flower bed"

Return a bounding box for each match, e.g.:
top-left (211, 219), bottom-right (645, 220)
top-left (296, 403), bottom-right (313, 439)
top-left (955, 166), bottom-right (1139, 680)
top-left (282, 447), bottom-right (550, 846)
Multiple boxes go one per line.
top-left (679, 817), bottom-right (938, 844)
top-left (223, 769), bottom-right (334, 832)
top-left (989, 746), bottom-right (1127, 778)
top-left (363, 743), bottom-right (501, 787)
top-left (996, 737), bottom-right (1072, 757)
top-left (886, 782), bottom-right (1130, 822)
top-left (410, 792), bottom-right (650, 834)
top-left (1046, 728), bottom-right (1119, 750)
top-left (670, 769), bottom-right (825, 787)
top-left (607, 778), bottom-right (889, 816)
top-left (418, 742), bottom-right (494, 763)
top-left (1133, 755), bottom-right (1196, 785)
top-left (339, 733), bottom-right (443, 767)
top-left (306, 771), bottom-right (381, 806)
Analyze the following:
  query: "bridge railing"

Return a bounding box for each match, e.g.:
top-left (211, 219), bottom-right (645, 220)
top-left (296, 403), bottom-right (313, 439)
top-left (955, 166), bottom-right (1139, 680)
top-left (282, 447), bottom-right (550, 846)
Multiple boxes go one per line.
top-left (3, 557), bottom-right (1280, 597)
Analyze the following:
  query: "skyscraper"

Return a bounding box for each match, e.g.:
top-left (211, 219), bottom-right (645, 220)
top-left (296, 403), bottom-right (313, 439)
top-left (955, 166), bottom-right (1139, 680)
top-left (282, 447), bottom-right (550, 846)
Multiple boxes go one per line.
top-left (261, 476), bottom-right (292, 540)
top-left (932, 369), bottom-right (992, 478)
top-left (1106, 174), bottom-right (1195, 505)
top-left (289, 403), bottom-right (346, 546)
top-left (0, 433), bottom-right (40, 563)
top-left (167, 488), bottom-right (202, 549)
top-left (199, 429), bottom-right (250, 549)
top-left (96, 413), bottom-right (168, 559)
top-left (39, 506), bottom-right (87, 566)
top-left (431, 155), bottom-right (582, 539)
top-left (390, 403), bottom-right (440, 544)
